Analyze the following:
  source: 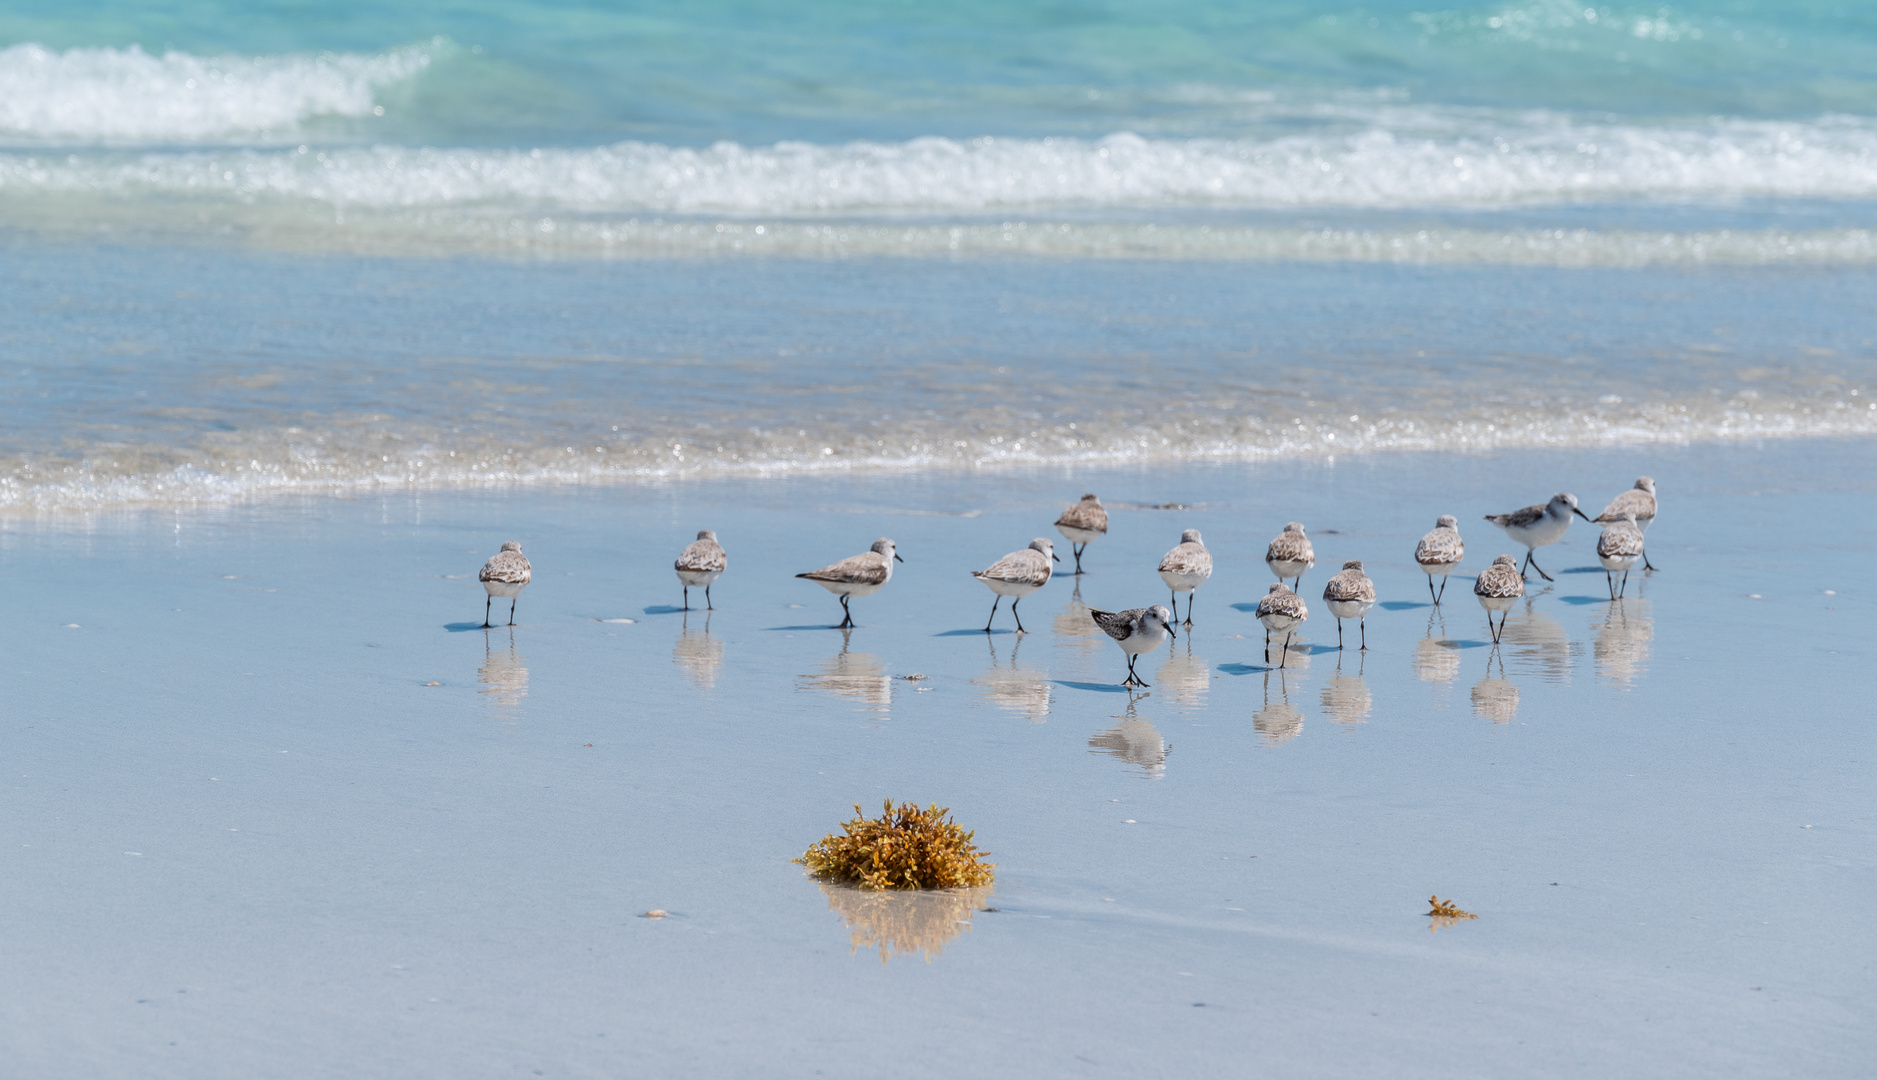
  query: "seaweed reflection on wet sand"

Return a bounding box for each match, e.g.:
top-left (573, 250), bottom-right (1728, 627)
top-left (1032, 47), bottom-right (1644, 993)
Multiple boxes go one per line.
top-left (815, 881), bottom-right (995, 965)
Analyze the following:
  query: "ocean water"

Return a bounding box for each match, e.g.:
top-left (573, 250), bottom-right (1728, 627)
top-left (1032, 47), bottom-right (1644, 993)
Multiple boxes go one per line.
top-left (1, 0), bottom-right (1875, 509)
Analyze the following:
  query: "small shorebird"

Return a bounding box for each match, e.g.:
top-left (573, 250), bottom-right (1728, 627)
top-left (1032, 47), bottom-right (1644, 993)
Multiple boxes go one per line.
top-left (1596, 512), bottom-right (1646, 600)
top-left (1156, 528), bottom-right (1212, 627)
top-left (674, 529), bottom-right (726, 610)
top-left (1264, 522), bottom-right (1315, 591)
top-left (478, 541), bottom-right (531, 628)
top-left (1594, 477), bottom-right (1659, 571)
top-left (1483, 493), bottom-right (1590, 582)
top-left (1415, 515), bottom-right (1465, 604)
top-left (971, 538), bottom-right (1058, 633)
top-left (1321, 561), bottom-right (1376, 651)
top-left (1090, 605), bottom-right (1175, 688)
top-left (1054, 494), bottom-right (1108, 575)
top-left (796, 538), bottom-right (902, 628)
top-left (1473, 554), bottom-right (1526, 644)
top-left (1255, 583), bottom-right (1309, 668)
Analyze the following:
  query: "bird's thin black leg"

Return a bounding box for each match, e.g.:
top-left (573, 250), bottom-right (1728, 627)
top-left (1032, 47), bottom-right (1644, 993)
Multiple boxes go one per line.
top-left (1528, 551), bottom-right (1554, 582)
top-left (1280, 631), bottom-right (1293, 669)
top-left (1264, 629), bottom-right (1271, 664)
top-left (483, 595), bottom-right (492, 629)
top-left (983, 596), bottom-right (1000, 633)
top-left (1436, 576), bottom-right (1449, 604)
top-left (705, 584), bottom-right (713, 610)
top-left (1012, 598), bottom-right (1025, 634)
top-left (1359, 618), bottom-right (1367, 651)
top-left (1336, 619), bottom-right (1344, 649)
top-left (508, 597), bottom-right (517, 626)
top-left (682, 585), bottom-right (690, 611)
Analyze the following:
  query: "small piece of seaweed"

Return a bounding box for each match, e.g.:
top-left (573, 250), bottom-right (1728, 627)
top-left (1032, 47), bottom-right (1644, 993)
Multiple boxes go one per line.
top-left (1427, 895), bottom-right (1478, 919)
top-left (798, 800), bottom-right (995, 890)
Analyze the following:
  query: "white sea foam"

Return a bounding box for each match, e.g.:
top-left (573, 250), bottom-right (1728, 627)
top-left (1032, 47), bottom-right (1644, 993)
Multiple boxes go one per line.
top-left (0, 42), bottom-right (436, 141)
top-left (6, 114), bottom-right (1877, 210)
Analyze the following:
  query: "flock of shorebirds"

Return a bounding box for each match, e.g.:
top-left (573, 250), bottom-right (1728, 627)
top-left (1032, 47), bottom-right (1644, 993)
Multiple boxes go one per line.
top-left (474, 477), bottom-right (1660, 689)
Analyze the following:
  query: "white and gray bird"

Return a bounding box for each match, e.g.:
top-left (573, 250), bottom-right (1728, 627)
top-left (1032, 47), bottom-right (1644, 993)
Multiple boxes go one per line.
top-left (674, 529), bottom-right (726, 610)
top-left (1473, 554), bottom-right (1526, 644)
top-left (1594, 477), bottom-right (1659, 571)
top-left (1414, 514), bottom-right (1465, 605)
top-left (1054, 494), bottom-right (1108, 575)
top-left (1321, 560), bottom-right (1376, 652)
top-left (1265, 522), bottom-right (1315, 592)
top-left (1090, 605), bottom-right (1176, 688)
top-left (1254, 583), bottom-right (1309, 668)
top-left (1596, 512), bottom-right (1646, 600)
top-left (1483, 493), bottom-right (1590, 582)
top-left (1157, 528), bottom-right (1213, 627)
top-left (972, 538), bottom-right (1058, 633)
top-left (478, 541), bottom-right (532, 628)
top-left (796, 538), bottom-right (903, 628)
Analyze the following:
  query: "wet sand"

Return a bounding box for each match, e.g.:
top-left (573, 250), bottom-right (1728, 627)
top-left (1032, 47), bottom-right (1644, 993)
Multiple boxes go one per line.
top-left (2, 438), bottom-right (1872, 1077)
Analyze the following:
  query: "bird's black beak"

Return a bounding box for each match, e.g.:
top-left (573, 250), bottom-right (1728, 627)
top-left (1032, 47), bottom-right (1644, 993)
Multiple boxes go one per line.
top-left (1051, 553), bottom-right (1061, 562)
top-left (1167, 624), bottom-right (1176, 641)
top-left (894, 553), bottom-right (905, 563)
top-left (1574, 508), bottom-right (1593, 521)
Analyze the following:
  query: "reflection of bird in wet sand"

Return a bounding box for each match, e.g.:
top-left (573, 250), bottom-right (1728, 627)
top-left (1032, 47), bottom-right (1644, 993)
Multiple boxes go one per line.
top-left (1321, 560), bottom-right (1376, 651)
top-left (1089, 719), bottom-right (1169, 776)
top-left (1596, 512), bottom-right (1645, 600)
top-left (1091, 605), bottom-right (1175, 688)
top-left (1053, 583), bottom-right (1105, 652)
top-left (1264, 522), bottom-right (1315, 591)
top-left (1471, 652), bottom-right (1520, 723)
top-left (1593, 597), bottom-right (1652, 687)
top-left (1413, 612), bottom-right (1462, 684)
top-left (1254, 672), bottom-right (1304, 744)
top-left (1473, 554), bottom-right (1525, 644)
top-left (1321, 655), bottom-right (1371, 725)
top-left (816, 880), bottom-right (993, 964)
top-left (478, 541), bottom-right (531, 627)
top-left (1255, 583), bottom-right (1308, 667)
top-left (1157, 528), bottom-right (1212, 627)
top-left (1484, 493), bottom-right (1590, 582)
top-left (798, 628), bottom-right (891, 714)
top-left (970, 538), bottom-right (1057, 633)
top-left (1154, 637), bottom-right (1211, 712)
top-left (971, 633), bottom-right (1051, 721)
top-left (478, 627), bottom-right (529, 720)
top-left (1593, 476), bottom-right (1658, 571)
top-left (1053, 493), bottom-right (1108, 575)
top-left (672, 611), bottom-right (723, 690)
top-left (796, 538), bottom-right (902, 628)
top-left (674, 529), bottom-right (727, 610)
top-left (1415, 515), bottom-right (1465, 604)
top-left (1498, 596), bottom-right (1575, 682)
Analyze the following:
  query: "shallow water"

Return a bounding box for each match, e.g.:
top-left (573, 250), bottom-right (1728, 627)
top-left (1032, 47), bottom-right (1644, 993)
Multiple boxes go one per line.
top-left (4, 440), bottom-right (1871, 1077)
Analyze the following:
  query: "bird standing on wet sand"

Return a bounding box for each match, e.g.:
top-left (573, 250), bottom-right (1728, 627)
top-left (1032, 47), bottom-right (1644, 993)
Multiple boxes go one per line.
top-left (1415, 514), bottom-right (1465, 605)
top-left (1596, 513), bottom-right (1646, 600)
top-left (1473, 554), bottom-right (1526, 644)
top-left (1091, 605), bottom-right (1175, 688)
top-left (674, 529), bottom-right (726, 610)
top-left (1157, 528), bottom-right (1212, 627)
top-left (1054, 494), bottom-right (1108, 575)
top-left (1265, 522), bottom-right (1316, 591)
top-left (796, 538), bottom-right (903, 628)
top-left (1255, 583), bottom-right (1309, 668)
top-left (1594, 477), bottom-right (1659, 571)
top-left (972, 538), bottom-right (1057, 633)
top-left (479, 541), bottom-right (532, 628)
top-left (1483, 493), bottom-right (1590, 582)
top-left (1322, 561), bottom-right (1376, 651)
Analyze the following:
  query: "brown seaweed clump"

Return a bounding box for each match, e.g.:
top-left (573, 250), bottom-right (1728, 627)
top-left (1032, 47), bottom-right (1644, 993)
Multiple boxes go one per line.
top-left (798, 800), bottom-right (996, 890)
top-left (1427, 895), bottom-right (1477, 918)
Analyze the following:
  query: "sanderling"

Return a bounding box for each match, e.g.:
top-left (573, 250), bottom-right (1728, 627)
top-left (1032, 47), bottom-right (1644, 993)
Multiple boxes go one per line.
top-left (1415, 515), bottom-right (1465, 604)
top-left (674, 529), bottom-right (727, 610)
top-left (1473, 554), bottom-right (1526, 644)
top-left (1254, 583), bottom-right (1309, 668)
top-left (1090, 605), bottom-right (1175, 687)
top-left (1264, 522), bottom-right (1315, 591)
top-left (1054, 494), bottom-right (1108, 575)
top-left (971, 538), bottom-right (1058, 633)
top-left (478, 541), bottom-right (532, 627)
top-left (1321, 560), bottom-right (1377, 651)
top-left (1596, 512), bottom-right (1646, 600)
top-left (796, 538), bottom-right (903, 628)
top-left (1483, 493), bottom-right (1590, 582)
top-left (1594, 477), bottom-right (1659, 571)
top-left (1156, 528), bottom-right (1213, 627)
